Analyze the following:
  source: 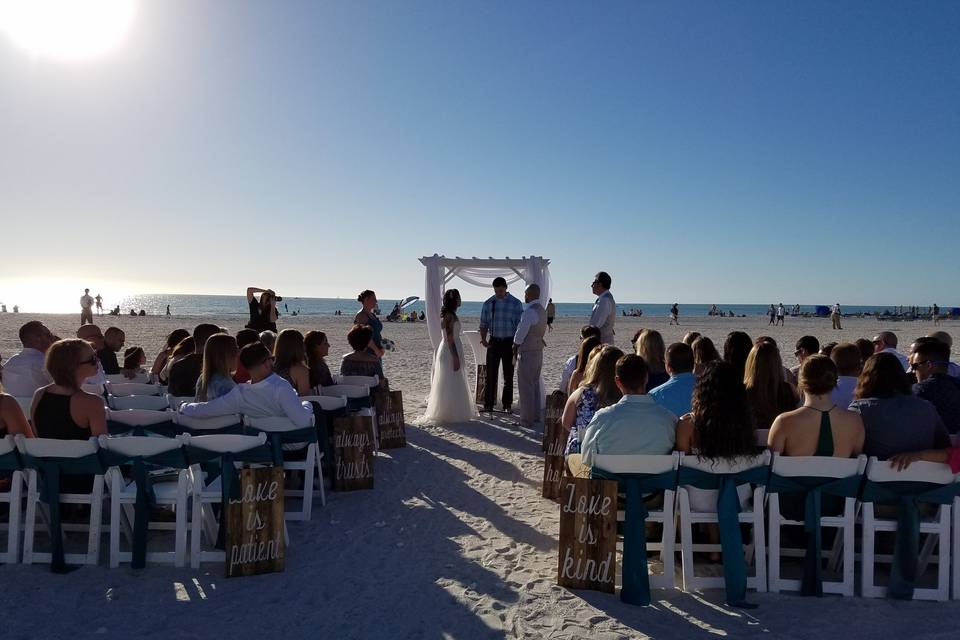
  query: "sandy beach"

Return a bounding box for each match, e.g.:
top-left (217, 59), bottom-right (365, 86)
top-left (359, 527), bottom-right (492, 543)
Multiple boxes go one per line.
top-left (1, 312), bottom-right (959, 638)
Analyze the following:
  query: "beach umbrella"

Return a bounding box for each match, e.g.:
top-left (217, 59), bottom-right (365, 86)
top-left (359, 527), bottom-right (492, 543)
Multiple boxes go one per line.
top-left (399, 296), bottom-right (419, 309)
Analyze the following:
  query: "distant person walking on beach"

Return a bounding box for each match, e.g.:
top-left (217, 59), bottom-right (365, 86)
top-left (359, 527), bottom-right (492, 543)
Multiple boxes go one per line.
top-left (546, 298), bottom-right (556, 332)
top-left (933, 303), bottom-right (940, 326)
top-left (768, 304), bottom-right (776, 325)
top-left (479, 277), bottom-right (523, 413)
top-left (669, 303), bottom-right (679, 326)
top-left (166, 304), bottom-right (171, 316)
top-left (831, 303), bottom-right (843, 330)
top-left (245, 287), bottom-right (279, 332)
top-left (94, 294), bottom-right (103, 315)
top-left (589, 272), bottom-right (616, 345)
top-left (776, 303), bottom-right (785, 326)
top-left (80, 289), bottom-right (94, 325)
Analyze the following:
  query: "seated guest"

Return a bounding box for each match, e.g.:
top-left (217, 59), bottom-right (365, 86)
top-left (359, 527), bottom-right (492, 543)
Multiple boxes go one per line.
top-left (1, 321), bottom-right (55, 396)
top-left (849, 353), bottom-right (950, 459)
top-left (161, 337), bottom-right (194, 385)
top-left (819, 342), bottom-right (837, 358)
top-left (649, 342), bottom-right (696, 417)
top-left (567, 336), bottom-right (602, 396)
top-left (829, 342), bottom-right (862, 408)
top-left (97, 327), bottom-right (125, 375)
top-left (232, 329), bottom-right (260, 383)
top-left (195, 334), bottom-right (239, 402)
top-left (76, 324), bottom-right (108, 385)
top-left (259, 330), bottom-right (277, 354)
top-left (691, 336), bottom-right (721, 377)
top-left (121, 347), bottom-right (146, 379)
top-left (855, 338), bottom-right (875, 366)
top-left (577, 354), bottom-right (676, 470)
top-left (340, 325), bottom-right (387, 389)
top-left (928, 331), bottom-right (960, 378)
top-left (910, 339), bottom-right (960, 434)
top-left (744, 342), bottom-right (798, 430)
top-left (561, 346), bottom-right (623, 457)
top-left (722, 331), bottom-right (753, 384)
top-left (872, 331), bottom-right (909, 371)
top-left (0, 362), bottom-right (35, 436)
top-left (305, 330), bottom-right (334, 388)
top-left (682, 331), bottom-right (701, 347)
top-left (180, 342), bottom-right (312, 426)
top-left (788, 335), bottom-right (820, 387)
top-left (168, 324), bottom-right (222, 397)
top-left (274, 329), bottom-right (312, 395)
top-left (559, 325), bottom-right (601, 393)
top-left (151, 328), bottom-right (190, 384)
top-left (32, 339), bottom-right (108, 438)
top-left (768, 355), bottom-right (864, 457)
top-left (635, 329), bottom-right (670, 391)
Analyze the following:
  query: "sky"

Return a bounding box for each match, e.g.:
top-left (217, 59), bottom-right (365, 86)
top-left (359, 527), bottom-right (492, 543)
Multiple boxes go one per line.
top-left (1, 0), bottom-right (958, 309)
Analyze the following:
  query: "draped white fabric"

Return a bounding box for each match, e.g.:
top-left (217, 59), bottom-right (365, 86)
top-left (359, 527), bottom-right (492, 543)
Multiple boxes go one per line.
top-left (422, 255), bottom-right (445, 350)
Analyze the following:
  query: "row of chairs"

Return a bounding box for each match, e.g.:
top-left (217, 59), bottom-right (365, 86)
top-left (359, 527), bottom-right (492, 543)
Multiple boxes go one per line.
top-left (590, 450), bottom-right (960, 602)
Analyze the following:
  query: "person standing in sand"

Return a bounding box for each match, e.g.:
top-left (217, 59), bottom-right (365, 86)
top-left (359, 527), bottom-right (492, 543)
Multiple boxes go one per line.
top-left (513, 284), bottom-right (548, 429)
top-left (776, 303), bottom-right (785, 326)
top-left (418, 289), bottom-right (477, 425)
top-left (80, 289), bottom-right (94, 326)
top-left (831, 303), bottom-right (843, 330)
top-left (479, 277), bottom-right (523, 413)
top-left (669, 302), bottom-right (679, 326)
top-left (589, 272), bottom-right (616, 344)
top-left (94, 294), bottom-right (103, 316)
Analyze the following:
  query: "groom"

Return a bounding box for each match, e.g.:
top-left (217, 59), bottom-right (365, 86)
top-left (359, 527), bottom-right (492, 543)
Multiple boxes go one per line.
top-left (513, 284), bottom-right (548, 428)
top-left (479, 277), bottom-right (523, 413)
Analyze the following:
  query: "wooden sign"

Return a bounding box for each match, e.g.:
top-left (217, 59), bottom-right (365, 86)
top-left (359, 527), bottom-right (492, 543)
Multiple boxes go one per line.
top-left (557, 477), bottom-right (617, 593)
top-left (333, 415), bottom-right (374, 491)
top-left (225, 466), bottom-right (285, 578)
top-left (542, 391), bottom-right (568, 500)
top-left (475, 363), bottom-right (488, 406)
top-left (374, 390), bottom-right (406, 449)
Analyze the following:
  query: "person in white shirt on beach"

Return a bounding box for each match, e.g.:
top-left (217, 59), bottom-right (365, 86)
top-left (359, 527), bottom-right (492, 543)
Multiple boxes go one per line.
top-left (80, 288), bottom-right (95, 326)
top-left (179, 342), bottom-right (312, 427)
top-left (872, 331), bottom-right (909, 371)
top-left (513, 284), bottom-right (548, 429)
top-left (1, 321), bottom-right (56, 397)
top-left (589, 271), bottom-right (615, 345)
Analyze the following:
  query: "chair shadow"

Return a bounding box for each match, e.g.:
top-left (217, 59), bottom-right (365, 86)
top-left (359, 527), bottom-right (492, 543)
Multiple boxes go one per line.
top-left (413, 427), bottom-right (539, 492)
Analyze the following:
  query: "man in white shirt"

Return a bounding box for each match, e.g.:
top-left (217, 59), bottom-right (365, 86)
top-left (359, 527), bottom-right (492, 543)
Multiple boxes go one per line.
top-left (831, 303), bottom-right (843, 330)
top-left (179, 342), bottom-right (312, 427)
top-left (80, 288), bottom-right (95, 326)
top-left (1, 321), bottom-right (55, 396)
top-left (872, 331), bottom-right (909, 371)
top-left (928, 331), bottom-right (960, 379)
top-left (589, 271), bottom-right (616, 345)
top-left (513, 284), bottom-right (548, 429)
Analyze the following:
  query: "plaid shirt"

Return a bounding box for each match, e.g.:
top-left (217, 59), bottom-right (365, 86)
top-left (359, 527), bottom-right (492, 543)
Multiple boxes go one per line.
top-left (479, 293), bottom-right (523, 339)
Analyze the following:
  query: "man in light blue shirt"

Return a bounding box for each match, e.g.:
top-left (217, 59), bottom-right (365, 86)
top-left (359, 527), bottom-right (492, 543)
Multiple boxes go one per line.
top-left (649, 342), bottom-right (696, 418)
top-left (578, 354), bottom-right (677, 470)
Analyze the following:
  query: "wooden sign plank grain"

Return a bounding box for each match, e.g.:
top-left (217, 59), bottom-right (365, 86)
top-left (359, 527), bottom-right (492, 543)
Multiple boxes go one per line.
top-left (557, 477), bottom-right (617, 593)
top-left (374, 390), bottom-right (406, 449)
top-left (542, 391), bottom-right (567, 500)
top-left (333, 415), bottom-right (374, 491)
top-left (225, 466), bottom-right (285, 578)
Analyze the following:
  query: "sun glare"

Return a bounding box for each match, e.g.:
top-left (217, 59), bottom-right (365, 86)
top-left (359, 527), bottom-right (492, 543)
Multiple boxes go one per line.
top-left (0, 278), bottom-right (133, 314)
top-left (0, 0), bottom-right (137, 62)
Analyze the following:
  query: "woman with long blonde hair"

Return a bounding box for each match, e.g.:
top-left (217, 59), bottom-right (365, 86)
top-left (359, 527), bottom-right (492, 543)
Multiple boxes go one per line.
top-left (567, 336), bottom-right (602, 396)
top-left (561, 345), bottom-right (624, 458)
top-left (635, 329), bottom-right (669, 390)
top-left (195, 334), bottom-right (239, 402)
top-left (744, 341), bottom-right (798, 429)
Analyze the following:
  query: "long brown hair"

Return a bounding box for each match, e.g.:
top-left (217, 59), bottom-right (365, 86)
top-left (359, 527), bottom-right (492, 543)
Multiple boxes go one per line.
top-left (691, 361), bottom-right (756, 461)
top-left (197, 334), bottom-right (238, 401)
top-left (854, 352), bottom-right (911, 399)
top-left (573, 336), bottom-right (602, 380)
top-left (744, 342), bottom-right (795, 429)
top-left (274, 329), bottom-right (306, 371)
top-left (583, 346), bottom-right (624, 407)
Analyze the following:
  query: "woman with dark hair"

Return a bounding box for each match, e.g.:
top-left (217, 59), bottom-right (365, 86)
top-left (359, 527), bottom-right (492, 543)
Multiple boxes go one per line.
top-left (723, 331), bottom-right (753, 383)
top-left (418, 289), bottom-right (476, 424)
top-left (567, 335), bottom-right (602, 396)
top-left (849, 353), bottom-right (950, 458)
top-left (151, 328), bottom-right (190, 383)
top-left (195, 334), bottom-right (239, 402)
top-left (245, 287), bottom-right (279, 333)
top-left (691, 336), bottom-right (721, 377)
top-left (122, 346), bottom-right (146, 379)
top-left (744, 342), bottom-right (798, 429)
top-left (273, 329), bottom-right (311, 395)
top-left (354, 290), bottom-right (385, 358)
top-left (561, 345), bottom-right (624, 457)
top-left (305, 330), bottom-right (333, 388)
top-left (340, 325), bottom-right (387, 389)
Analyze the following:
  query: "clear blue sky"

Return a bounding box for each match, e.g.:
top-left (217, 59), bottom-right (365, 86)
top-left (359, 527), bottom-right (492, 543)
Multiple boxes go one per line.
top-left (1, 1), bottom-right (958, 307)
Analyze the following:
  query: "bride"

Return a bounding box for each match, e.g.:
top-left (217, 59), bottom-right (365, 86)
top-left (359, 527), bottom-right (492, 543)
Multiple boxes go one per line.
top-left (418, 289), bottom-right (478, 425)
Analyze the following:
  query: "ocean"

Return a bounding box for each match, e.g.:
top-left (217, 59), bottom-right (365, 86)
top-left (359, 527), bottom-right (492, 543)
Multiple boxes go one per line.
top-left (103, 294), bottom-right (939, 319)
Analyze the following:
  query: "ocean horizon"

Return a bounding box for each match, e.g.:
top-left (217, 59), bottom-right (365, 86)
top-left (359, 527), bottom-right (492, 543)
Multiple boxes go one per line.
top-left (5, 294), bottom-right (946, 319)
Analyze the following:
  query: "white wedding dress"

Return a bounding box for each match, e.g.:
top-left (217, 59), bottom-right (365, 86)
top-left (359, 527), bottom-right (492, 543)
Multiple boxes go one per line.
top-left (418, 319), bottom-right (478, 425)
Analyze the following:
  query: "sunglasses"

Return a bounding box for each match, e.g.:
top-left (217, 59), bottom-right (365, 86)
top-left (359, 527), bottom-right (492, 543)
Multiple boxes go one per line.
top-left (79, 356), bottom-right (98, 366)
top-left (911, 360), bottom-right (930, 368)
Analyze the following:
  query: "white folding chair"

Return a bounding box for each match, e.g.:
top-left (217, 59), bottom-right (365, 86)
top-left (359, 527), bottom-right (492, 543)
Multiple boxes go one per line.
top-left (109, 394), bottom-right (171, 411)
top-left (302, 395), bottom-right (348, 412)
top-left (677, 450), bottom-right (771, 594)
top-left (17, 436), bottom-right (105, 568)
top-left (81, 383), bottom-right (106, 397)
top-left (335, 375), bottom-right (379, 389)
top-left (105, 408), bottom-right (177, 436)
top-left (106, 373), bottom-right (151, 384)
top-left (98, 436), bottom-right (190, 568)
top-left (0, 436), bottom-right (24, 563)
top-left (593, 453), bottom-right (679, 590)
top-left (173, 412), bottom-right (242, 434)
top-left (243, 415), bottom-right (324, 521)
top-left (180, 433), bottom-right (277, 568)
top-left (105, 382), bottom-right (162, 397)
top-left (860, 456), bottom-right (954, 600)
top-left (166, 394), bottom-right (194, 411)
top-left (767, 454), bottom-right (866, 596)
top-left (321, 384), bottom-right (378, 452)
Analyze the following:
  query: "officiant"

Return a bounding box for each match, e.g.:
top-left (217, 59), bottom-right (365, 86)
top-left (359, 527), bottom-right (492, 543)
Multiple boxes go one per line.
top-left (478, 277), bottom-right (523, 413)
